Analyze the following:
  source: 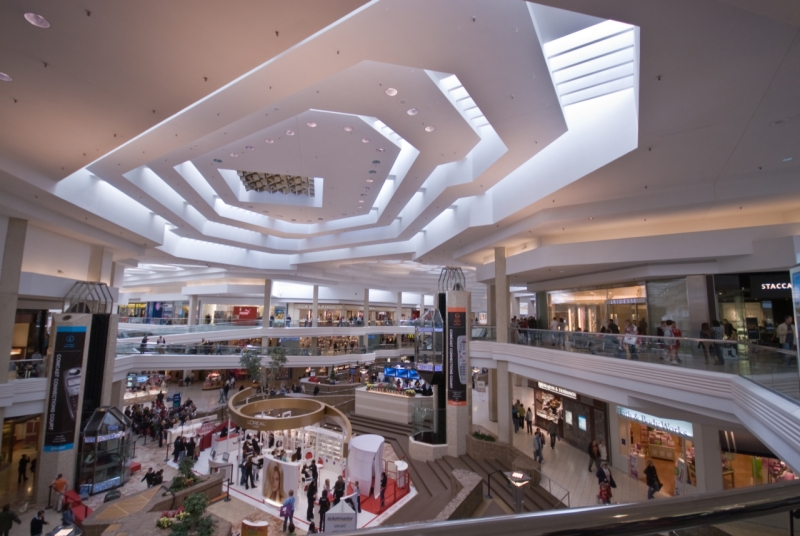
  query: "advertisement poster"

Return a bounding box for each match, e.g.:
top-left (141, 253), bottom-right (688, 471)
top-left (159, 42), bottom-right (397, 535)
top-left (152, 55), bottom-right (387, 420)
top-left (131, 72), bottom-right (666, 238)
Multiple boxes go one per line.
top-left (447, 307), bottom-right (467, 406)
top-left (629, 451), bottom-right (639, 478)
top-left (273, 306), bottom-right (286, 327)
top-left (745, 317), bottom-right (760, 340)
top-left (674, 458), bottom-right (687, 497)
top-left (263, 459), bottom-right (300, 506)
top-left (233, 306), bottom-right (258, 322)
top-left (44, 326), bottom-right (87, 452)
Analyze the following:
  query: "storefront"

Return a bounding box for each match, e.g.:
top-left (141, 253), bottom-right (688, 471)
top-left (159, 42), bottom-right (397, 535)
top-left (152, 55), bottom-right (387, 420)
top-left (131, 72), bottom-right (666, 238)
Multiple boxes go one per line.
top-left (616, 406), bottom-right (695, 496)
top-left (530, 380), bottom-right (609, 456)
top-left (719, 429), bottom-right (797, 489)
top-left (118, 301), bottom-right (189, 323)
top-left (548, 284), bottom-right (647, 333)
top-left (714, 272), bottom-right (793, 342)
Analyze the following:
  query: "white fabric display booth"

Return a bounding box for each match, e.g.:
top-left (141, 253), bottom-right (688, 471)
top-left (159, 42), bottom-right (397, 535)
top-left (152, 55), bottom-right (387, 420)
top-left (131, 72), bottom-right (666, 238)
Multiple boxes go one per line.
top-left (347, 434), bottom-right (385, 498)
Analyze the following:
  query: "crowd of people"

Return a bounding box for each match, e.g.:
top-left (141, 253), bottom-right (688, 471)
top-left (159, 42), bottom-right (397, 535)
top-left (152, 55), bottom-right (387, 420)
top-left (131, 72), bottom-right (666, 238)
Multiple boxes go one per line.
top-left (123, 395), bottom-right (198, 445)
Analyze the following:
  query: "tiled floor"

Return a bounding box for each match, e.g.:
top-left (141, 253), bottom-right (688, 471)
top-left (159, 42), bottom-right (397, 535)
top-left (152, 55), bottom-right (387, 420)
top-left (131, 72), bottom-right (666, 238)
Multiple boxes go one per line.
top-left (472, 385), bottom-right (662, 507)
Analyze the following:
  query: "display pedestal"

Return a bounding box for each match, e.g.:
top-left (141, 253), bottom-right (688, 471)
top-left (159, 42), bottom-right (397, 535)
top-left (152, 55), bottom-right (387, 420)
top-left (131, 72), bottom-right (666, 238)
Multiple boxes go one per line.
top-left (242, 520), bottom-right (269, 536)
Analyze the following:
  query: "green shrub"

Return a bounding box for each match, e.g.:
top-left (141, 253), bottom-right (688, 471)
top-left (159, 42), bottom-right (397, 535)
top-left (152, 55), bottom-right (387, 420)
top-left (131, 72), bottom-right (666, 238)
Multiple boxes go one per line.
top-left (472, 431), bottom-right (496, 442)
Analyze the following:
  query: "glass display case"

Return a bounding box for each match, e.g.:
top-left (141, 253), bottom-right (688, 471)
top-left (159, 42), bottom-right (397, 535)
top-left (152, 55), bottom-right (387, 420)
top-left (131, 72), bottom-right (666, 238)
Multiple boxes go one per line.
top-left (77, 407), bottom-right (133, 496)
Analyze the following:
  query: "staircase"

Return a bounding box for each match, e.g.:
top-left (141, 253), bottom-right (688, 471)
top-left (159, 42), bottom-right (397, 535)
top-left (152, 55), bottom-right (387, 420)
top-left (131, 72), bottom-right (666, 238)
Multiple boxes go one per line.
top-left (348, 413), bottom-right (564, 523)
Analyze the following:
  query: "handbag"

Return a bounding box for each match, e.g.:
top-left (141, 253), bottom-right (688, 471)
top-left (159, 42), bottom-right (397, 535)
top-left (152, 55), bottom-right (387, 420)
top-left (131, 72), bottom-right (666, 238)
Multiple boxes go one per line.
top-left (279, 504), bottom-right (292, 517)
top-left (656, 480), bottom-right (663, 492)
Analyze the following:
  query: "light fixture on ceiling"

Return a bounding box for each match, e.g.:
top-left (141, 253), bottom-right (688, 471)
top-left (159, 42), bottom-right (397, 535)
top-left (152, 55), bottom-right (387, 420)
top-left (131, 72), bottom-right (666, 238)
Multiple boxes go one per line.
top-left (24, 13), bottom-right (51, 28)
top-left (307, 122), bottom-right (317, 128)
top-left (407, 108), bottom-right (418, 116)
top-left (376, 148), bottom-right (385, 153)
top-left (385, 88), bottom-right (398, 96)
top-left (361, 138), bottom-right (370, 143)
top-left (425, 125), bottom-right (436, 132)
top-left (372, 160), bottom-right (380, 165)
top-left (285, 130), bottom-right (295, 136)
top-left (359, 200), bottom-right (365, 203)
top-left (245, 145), bottom-right (254, 150)
top-left (0, 72), bottom-right (12, 82)
top-left (589, 217), bottom-right (593, 220)
top-left (344, 126), bottom-right (353, 132)
top-left (366, 179), bottom-right (374, 183)
top-left (230, 152), bottom-right (239, 157)
top-left (213, 158), bottom-right (222, 163)
top-left (364, 187), bottom-right (370, 191)
top-left (265, 138), bottom-right (274, 144)
top-left (369, 170), bottom-right (377, 174)
top-left (783, 157), bottom-right (793, 162)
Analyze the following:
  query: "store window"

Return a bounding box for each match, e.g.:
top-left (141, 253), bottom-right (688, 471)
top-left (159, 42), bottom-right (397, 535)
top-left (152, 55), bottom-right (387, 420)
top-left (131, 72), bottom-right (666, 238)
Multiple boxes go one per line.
top-left (531, 380), bottom-right (608, 456)
top-left (548, 284), bottom-right (646, 332)
top-left (715, 273), bottom-right (793, 342)
top-left (719, 429), bottom-right (797, 489)
top-left (646, 279), bottom-right (690, 337)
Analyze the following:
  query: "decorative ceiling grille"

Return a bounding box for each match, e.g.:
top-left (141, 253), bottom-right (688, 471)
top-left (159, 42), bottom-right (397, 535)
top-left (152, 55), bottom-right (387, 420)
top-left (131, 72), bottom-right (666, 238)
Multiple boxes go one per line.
top-left (237, 171), bottom-right (315, 197)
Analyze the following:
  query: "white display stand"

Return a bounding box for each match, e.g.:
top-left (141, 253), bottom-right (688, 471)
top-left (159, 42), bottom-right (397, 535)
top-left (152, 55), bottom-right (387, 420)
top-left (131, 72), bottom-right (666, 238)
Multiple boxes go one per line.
top-left (347, 434), bottom-right (384, 499)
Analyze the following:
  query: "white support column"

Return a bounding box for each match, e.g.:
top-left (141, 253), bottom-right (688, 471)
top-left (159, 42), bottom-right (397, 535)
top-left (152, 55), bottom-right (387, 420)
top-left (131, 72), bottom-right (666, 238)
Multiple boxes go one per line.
top-left (418, 294), bottom-right (425, 318)
top-left (495, 247), bottom-right (509, 343)
top-left (496, 360), bottom-right (513, 444)
top-left (264, 279), bottom-right (273, 326)
top-left (363, 288), bottom-right (370, 325)
top-left (512, 296), bottom-right (520, 318)
top-left (312, 285), bottom-right (319, 327)
top-left (486, 284), bottom-right (496, 326)
top-left (692, 423), bottom-right (724, 493)
top-left (396, 291), bottom-right (403, 325)
top-left (188, 295), bottom-right (198, 326)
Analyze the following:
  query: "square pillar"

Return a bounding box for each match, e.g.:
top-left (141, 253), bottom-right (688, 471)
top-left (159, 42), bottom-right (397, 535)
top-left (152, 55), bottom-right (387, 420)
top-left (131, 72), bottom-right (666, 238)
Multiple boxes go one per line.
top-left (446, 290), bottom-right (471, 457)
top-left (363, 288), bottom-right (370, 325)
top-left (312, 285), bottom-right (319, 327)
top-left (486, 284), bottom-right (496, 326)
top-left (692, 423), bottom-right (723, 493)
top-left (496, 360), bottom-right (513, 444)
top-left (488, 368), bottom-right (498, 422)
top-left (188, 295), bottom-right (198, 326)
top-left (495, 247), bottom-right (509, 343)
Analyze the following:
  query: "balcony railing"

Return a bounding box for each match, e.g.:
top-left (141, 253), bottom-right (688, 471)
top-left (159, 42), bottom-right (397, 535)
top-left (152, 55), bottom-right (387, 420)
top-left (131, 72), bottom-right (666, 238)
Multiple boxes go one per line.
top-left (115, 340), bottom-right (413, 357)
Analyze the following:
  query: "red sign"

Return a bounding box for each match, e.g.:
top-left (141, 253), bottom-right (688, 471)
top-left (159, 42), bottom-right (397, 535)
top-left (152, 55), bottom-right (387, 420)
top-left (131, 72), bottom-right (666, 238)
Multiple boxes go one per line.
top-left (234, 306), bottom-right (259, 322)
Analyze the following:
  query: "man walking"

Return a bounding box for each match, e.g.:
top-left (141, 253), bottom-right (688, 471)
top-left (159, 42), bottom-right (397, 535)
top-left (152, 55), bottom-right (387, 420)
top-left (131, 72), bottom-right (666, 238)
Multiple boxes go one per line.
top-left (533, 429), bottom-right (544, 463)
top-left (30, 511), bottom-right (47, 536)
top-left (51, 474), bottom-right (68, 511)
top-left (547, 420), bottom-right (558, 449)
top-left (0, 504), bottom-right (21, 536)
top-left (18, 454), bottom-right (29, 484)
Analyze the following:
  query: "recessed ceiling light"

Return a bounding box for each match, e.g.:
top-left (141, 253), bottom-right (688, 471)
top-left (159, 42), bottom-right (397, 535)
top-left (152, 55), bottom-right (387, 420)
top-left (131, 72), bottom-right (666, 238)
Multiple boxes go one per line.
top-left (0, 72), bottom-right (12, 82)
top-left (372, 160), bottom-right (380, 165)
top-left (265, 139), bottom-right (274, 144)
top-left (344, 126), bottom-right (353, 132)
top-left (407, 108), bottom-right (419, 116)
top-left (245, 145), bottom-right (254, 150)
top-left (361, 138), bottom-right (370, 144)
top-left (425, 126), bottom-right (436, 132)
top-left (213, 158), bottom-right (222, 163)
top-left (24, 13), bottom-right (51, 29)
top-left (359, 200), bottom-right (365, 203)
top-left (385, 88), bottom-right (398, 96)
top-left (369, 170), bottom-right (377, 174)
top-left (285, 130), bottom-right (295, 136)
top-left (376, 148), bottom-right (385, 153)
top-left (307, 122), bottom-right (317, 128)
top-left (366, 179), bottom-right (374, 183)
top-left (230, 152), bottom-right (239, 157)
top-left (783, 157), bottom-right (793, 162)
top-left (589, 217), bottom-right (593, 220)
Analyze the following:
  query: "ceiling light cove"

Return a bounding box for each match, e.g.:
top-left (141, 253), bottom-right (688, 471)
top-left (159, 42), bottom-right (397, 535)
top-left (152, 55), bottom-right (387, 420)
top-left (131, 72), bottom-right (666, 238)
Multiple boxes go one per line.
top-left (424, 125), bottom-right (436, 132)
top-left (407, 108), bottom-right (418, 116)
top-left (385, 87), bottom-right (398, 96)
top-left (307, 122), bottom-right (317, 128)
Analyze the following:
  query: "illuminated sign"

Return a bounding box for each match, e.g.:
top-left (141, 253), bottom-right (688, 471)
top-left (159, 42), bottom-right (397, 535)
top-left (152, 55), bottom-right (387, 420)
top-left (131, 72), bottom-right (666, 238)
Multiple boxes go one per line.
top-left (761, 283), bottom-right (792, 290)
top-left (617, 406), bottom-right (693, 438)
top-left (606, 298), bottom-right (646, 305)
top-left (537, 381), bottom-right (577, 399)
top-left (511, 472), bottom-right (524, 479)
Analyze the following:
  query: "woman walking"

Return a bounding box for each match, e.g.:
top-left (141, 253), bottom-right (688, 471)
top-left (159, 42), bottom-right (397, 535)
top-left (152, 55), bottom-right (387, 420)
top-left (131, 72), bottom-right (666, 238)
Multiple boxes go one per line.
top-left (587, 441), bottom-right (601, 472)
top-left (525, 407), bottom-right (533, 434)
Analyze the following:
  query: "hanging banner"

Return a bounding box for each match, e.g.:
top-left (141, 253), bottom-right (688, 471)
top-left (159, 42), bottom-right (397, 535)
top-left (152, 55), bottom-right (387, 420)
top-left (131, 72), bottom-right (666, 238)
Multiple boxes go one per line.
top-left (447, 307), bottom-right (467, 406)
top-left (44, 325), bottom-right (87, 452)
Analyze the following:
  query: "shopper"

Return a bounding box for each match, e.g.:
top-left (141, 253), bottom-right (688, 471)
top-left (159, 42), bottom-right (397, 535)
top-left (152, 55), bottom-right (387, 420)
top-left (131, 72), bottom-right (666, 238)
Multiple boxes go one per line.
top-left (598, 440), bottom-right (608, 464)
top-left (218, 386), bottom-right (225, 404)
top-left (141, 468), bottom-right (155, 488)
top-left (318, 490), bottom-right (330, 532)
top-left (723, 319), bottom-right (738, 358)
top-left (533, 429), bottom-right (544, 463)
top-left (512, 405), bottom-right (519, 433)
top-left (663, 320), bottom-right (680, 364)
top-left (624, 319), bottom-right (639, 360)
top-left (30, 511), bottom-right (47, 536)
top-left (380, 471), bottom-right (387, 509)
top-left (18, 454), bottom-right (29, 484)
top-left (307, 521), bottom-right (318, 534)
top-left (777, 316), bottom-right (795, 360)
top-left (598, 480), bottom-right (612, 505)
top-left (645, 460), bottom-right (661, 499)
top-left (699, 322), bottom-right (713, 363)
top-left (525, 407), bottom-right (533, 434)
top-left (281, 490), bottom-right (295, 532)
top-left (595, 461), bottom-right (616, 488)
top-left (333, 476), bottom-right (345, 505)
top-left (306, 479), bottom-right (317, 522)
top-left (51, 473), bottom-right (68, 510)
top-left (547, 420), bottom-right (558, 449)
top-left (0, 504), bottom-right (21, 536)
top-left (587, 441), bottom-right (601, 472)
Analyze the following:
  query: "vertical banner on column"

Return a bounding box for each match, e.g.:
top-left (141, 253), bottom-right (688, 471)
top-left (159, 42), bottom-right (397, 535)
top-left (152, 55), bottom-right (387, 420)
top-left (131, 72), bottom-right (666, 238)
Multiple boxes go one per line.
top-left (447, 307), bottom-right (467, 406)
top-left (44, 325), bottom-right (87, 452)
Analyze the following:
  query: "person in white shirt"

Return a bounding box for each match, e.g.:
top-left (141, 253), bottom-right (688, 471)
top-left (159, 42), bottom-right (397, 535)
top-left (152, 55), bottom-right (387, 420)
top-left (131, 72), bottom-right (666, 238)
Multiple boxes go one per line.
top-left (598, 440), bottom-right (608, 463)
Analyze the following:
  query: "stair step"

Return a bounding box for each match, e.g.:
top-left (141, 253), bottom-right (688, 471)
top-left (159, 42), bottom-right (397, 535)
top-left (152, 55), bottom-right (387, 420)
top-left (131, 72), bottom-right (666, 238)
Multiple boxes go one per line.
top-left (486, 457), bottom-right (561, 510)
top-left (426, 460), bottom-right (452, 490)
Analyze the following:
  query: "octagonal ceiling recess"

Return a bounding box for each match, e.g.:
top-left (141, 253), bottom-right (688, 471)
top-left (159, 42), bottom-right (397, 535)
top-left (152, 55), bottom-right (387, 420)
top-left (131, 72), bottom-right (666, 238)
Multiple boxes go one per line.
top-left (14, 0), bottom-right (640, 284)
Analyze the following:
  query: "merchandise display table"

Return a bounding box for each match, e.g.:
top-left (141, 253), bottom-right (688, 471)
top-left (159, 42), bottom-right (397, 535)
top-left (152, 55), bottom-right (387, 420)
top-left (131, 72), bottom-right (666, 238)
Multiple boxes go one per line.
top-left (354, 386), bottom-right (433, 424)
top-left (395, 460), bottom-right (409, 488)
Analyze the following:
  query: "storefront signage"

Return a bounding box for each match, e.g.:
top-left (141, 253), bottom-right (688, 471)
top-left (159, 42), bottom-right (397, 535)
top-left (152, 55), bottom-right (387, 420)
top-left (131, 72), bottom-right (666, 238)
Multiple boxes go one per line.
top-left (325, 511), bottom-right (357, 534)
top-left (536, 382), bottom-right (576, 399)
top-left (578, 415), bottom-right (587, 431)
top-left (761, 283), bottom-right (792, 290)
top-left (447, 307), bottom-right (468, 406)
top-left (606, 298), bottom-right (646, 305)
top-left (44, 325), bottom-right (88, 452)
top-left (617, 406), bottom-right (693, 438)
top-left (751, 274), bottom-right (793, 299)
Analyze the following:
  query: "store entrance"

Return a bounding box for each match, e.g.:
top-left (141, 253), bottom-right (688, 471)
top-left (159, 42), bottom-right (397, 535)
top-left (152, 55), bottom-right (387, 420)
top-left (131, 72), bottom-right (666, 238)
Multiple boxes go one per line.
top-left (628, 421), bottom-right (693, 496)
